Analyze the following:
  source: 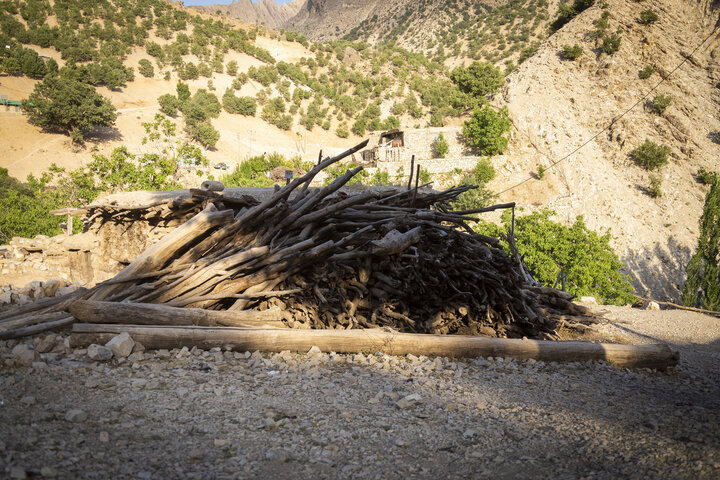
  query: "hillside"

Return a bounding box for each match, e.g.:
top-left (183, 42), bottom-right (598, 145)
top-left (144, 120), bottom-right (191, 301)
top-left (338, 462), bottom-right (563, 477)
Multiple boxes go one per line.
top-left (492, 0), bottom-right (720, 301)
top-left (192, 0), bottom-right (303, 29)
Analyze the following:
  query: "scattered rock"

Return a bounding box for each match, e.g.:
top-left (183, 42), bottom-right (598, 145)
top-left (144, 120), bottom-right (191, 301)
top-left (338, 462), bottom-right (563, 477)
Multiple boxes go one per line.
top-left (87, 344), bottom-right (113, 362)
top-left (20, 396), bottom-right (37, 406)
top-left (579, 296), bottom-right (598, 305)
top-left (99, 431), bottom-right (110, 443)
top-left (646, 301), bottom-right (661, 311)
top-left (35, 335), bottom-right (56, 354)
top-left (11, 344), bottom-right (37, 366)
top-left (65, 409), bottom-right (88, 423)
top-left (396, 393), bottom-right (421, 409)
top-left (9, 467), bottom-right (27, 479)
top-left (105, 332), bottom-right (135, 358)
top-left (40, 466), bottom-right (58, 478)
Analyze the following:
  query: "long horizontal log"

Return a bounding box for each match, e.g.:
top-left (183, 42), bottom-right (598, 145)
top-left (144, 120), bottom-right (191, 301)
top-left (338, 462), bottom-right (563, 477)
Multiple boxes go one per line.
top-left (0, 316), bottom-right (75, 340)
top-left (70, 324), bottom-right (679, 370)
top-left (69, 300), bottom-right (287, 328)
top-left (0, 311), bottom-right (71, 332)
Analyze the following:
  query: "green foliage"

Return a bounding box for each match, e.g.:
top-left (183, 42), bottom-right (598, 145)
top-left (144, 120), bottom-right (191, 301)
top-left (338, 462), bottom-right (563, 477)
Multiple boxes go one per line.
top-left (418, 167), bottom-right (432, 184)
top-left (463, 105), bottom-right (512, 156)
top-left (434, 133), bottom-right (449, 158)
top-left (601, 33), bottom-right (621, 54)
top-left (450, 61), bottom-right (505, 99)
top-left (248, 65), bottom-right (279, 87)
top-left (639, 9), bottom-right (658, 25)
top-left (561, 44), bottom-right (583, 60)
top-left (187, 121), bottom-right (219, 149)
top-left (138, 58), bottom-right (154, 78)
top-left (22, 75), bottom-right (117, 143)
top-left (220, 153), bottom-right (293, 187)
top-left (225, 60), bottom-right (238, 76)
top-left (650, 94), bottom-right (672, 114)
top-left (451, 159), bottom-right (495, 211)
top-left (368, 169), bottom-right (392, 186)
top-left (261, 97), bottom-right (292, 130)
top-left (537, 164), bottom-right (546, 179)
top-left (647, 174), bottom-right (662, 198)
top-left (176, 81), bottom-right (191, 103)
top-left (551, 0), bottom-right (595, 32)
top-left (697, 168), bottom-right (718, 185)
top-left (638, 65), bottom-right (654, 79)
top-left (222, 90), bottom-right (256, 116)
top-left (632, 139), bottom-right (669, 170)
top-left (683, 177), bottom-right (720, 311)
top-left (477, 209), bottom-right (635, 304)
top-left (158, 94), bottom-right (180, 117)
top-left (323, 162), bottom-right (368, 186)
top-left (183, 89), bottom-right (221, 124)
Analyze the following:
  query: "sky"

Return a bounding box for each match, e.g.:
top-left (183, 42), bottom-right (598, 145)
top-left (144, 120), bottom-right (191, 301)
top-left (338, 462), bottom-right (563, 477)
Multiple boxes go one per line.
top-left (183, 0), bottom-right (294, 5)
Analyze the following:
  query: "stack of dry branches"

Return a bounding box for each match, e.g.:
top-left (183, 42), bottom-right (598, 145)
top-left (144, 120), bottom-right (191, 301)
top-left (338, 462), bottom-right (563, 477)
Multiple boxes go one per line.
top-left (1, 140), bottom-right (596, 342)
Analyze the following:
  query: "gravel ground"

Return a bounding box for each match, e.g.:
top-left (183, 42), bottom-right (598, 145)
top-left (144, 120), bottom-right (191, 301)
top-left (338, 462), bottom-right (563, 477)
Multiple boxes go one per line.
top-left (1, 306), bottom-right (719, 479)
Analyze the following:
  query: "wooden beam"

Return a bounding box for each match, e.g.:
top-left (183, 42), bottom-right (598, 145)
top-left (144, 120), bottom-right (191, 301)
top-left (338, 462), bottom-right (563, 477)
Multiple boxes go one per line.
top-left (70, 324), bottom-right (679, 370)
top-left (69, 300), bottom-right (286, 328)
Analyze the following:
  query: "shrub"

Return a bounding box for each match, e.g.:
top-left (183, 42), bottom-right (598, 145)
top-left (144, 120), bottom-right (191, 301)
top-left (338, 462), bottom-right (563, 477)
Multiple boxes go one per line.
top-left (697, 168), bottom-right (718, 185)
top-left (647, 174), bottom-right (662, 197)
top-left (463, 105), bottom-right (512, 156)
top-left (537, 164), bottom-right (546, 179)
top-left (650, 94), bottom-right (672, 114)
top-left (450, 61), bottom-right (505, 99)
top-left (368, 170), bottom-right (392, 186)
top-left (158, 93), bottom-right (180, 117)
top-left (476, 209), bottom-right (635, 305)
top-left (639, 9), bottom-right (658, 25)
top-left (562, 44), bottom-right (583, 60)
top-left (226, 60), bottom-right (238, 76)
top-left (21, 75), bottom-right (117, 143)
top-left (434, 133), bottom-right (449, 158)
top-left (223, 90), bottom-right (256, 116)
top-left (324, 162), bottom-right (369, 186)
top-left (336, 124), bottom-right (349, 138)
top-left (188, 121), bottom-right (219, 149)
top-left (451, 159), bottom-right (496, 211)
top-left (138, 59), bottom-right (154, 78)
top-left (601, 33), bottom-right (621, 54)
top-left (639, 65), bottom-right (654, 79)
top-left (221, 153), bottom-right (290, 187)
top-left (683, 177), bottom-right (720, 310)
top-left (632, 139), bottom-right (669, 170)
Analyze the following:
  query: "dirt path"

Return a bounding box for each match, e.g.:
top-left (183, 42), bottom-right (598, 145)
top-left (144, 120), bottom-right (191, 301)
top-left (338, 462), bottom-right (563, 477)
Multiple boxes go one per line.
top-left (0, 306), bottom-right (718, 479)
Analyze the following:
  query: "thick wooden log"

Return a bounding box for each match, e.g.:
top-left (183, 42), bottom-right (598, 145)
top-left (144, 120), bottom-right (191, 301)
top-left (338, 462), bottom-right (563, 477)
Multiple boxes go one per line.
top-left (0, 311), bottom-right (71, 332)
top-left (70, 300), bottom-right (286, 328)
top-left (70, 324), bottom-right (679, 370)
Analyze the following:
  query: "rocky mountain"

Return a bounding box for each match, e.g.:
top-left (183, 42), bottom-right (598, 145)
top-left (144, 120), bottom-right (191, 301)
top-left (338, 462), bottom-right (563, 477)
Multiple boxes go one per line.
top-left (492, 0), bottom-right (720, 301)
top-left (192, 0), bottom-right (304, 29)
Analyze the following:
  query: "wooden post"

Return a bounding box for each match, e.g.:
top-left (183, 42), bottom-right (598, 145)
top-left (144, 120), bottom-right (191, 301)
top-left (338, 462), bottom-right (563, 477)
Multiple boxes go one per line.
top-left (70, 324), bottom-right (679, 370)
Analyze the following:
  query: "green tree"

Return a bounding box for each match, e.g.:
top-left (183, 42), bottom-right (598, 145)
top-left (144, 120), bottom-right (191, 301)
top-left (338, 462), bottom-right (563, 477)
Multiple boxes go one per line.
top-left (602, 33), bottom-right (621, 54)
top-left (463, 105), bottom-right (512, 155)
top-left (683, 177), bottom-right (720, 310)
top-left (632, 139), bottom-right (669, 170)
top-left (138, 58), bottom-right (154, 78)
top-left (478, 209), bottom-right (635, 305)
top-left (650, 94), bottom-right (672, 114)
top-left (562, 44), bottom-right (583, 60)
top-left (158, 93), bottom-right (180, 117)
top-left (450, 61), bottom-right (505, 99)
top-left (434, 133), bottom-right (449, 158)
top-left (21, 75), bottom-right (117, 143)
top-left (639, 9), bottom-right (658, 25)
top-left (451, 159), bottom-right (495, 211)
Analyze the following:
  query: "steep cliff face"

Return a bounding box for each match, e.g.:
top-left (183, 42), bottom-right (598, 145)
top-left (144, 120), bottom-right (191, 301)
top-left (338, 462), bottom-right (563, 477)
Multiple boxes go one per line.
top-left (192, 0), bottom-right (304, 29)
top-left (494, 0), bottom-right (720, 301)
top-left (283, 0), bottom-right (390, 41)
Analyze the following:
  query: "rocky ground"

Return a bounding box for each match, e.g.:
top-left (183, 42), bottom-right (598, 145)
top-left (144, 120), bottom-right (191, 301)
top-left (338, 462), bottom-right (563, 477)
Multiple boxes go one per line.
top-left (0, 305), bottom-right (718, 479)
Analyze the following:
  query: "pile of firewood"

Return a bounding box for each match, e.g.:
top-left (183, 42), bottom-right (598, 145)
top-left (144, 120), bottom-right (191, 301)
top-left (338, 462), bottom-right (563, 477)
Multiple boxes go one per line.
top-left (1, 140), bottom-right (599, 343)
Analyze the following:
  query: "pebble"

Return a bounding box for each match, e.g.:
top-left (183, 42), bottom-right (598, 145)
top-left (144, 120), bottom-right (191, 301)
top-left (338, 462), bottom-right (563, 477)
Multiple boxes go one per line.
top-left (105, 332), bottom-right (135, 358)
top-left (20, 396), bottom-right (37, 405)
top-left (65, 409), bottom-right (87, 423)
top-left (99, 431), bottom-right (110, 443)
top-left (87, 344), bottom-right (113, 362)
top-left (9, 467), bottom-right (26, 479)
top-left (396, 393), bottom-right (421, 409)
top-left (12, 344), bottom-right (37, 366)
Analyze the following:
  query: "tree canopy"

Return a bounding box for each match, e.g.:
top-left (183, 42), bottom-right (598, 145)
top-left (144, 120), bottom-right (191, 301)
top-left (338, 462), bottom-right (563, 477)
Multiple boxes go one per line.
top-left (21, 75), bottom-right (117, 142)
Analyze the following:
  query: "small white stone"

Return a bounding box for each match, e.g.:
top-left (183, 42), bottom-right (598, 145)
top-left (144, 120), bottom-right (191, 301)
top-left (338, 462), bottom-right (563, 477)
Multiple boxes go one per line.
top-left (65, 409), bottom-right (87, 422)
top-left (214, 438), bottom-right (230, 447)
top-left (40, 466), bottom-right (58, 477)
top-left (579, 296), bottom-right (598, 305)
top-left (396, 393), bottom-right (421, 409)
top-left (99, 431), bottom-right (110, 443)
top-left (11, 344), bottom-right (37, 366)
top-left (105, 332), bottom-right (135, 358)
top-left (20, 396), bottom-right (36, 405)
top-left (645, 301), bottom-right (660, 311)
top-left (10, 467), bottom-right (27, 479)
top-left (307, 345), bottom-right (322, 355)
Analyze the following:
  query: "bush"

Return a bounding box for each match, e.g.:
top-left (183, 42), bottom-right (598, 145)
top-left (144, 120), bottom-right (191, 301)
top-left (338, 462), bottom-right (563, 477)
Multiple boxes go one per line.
top-left (434, 133), bottom-right (449, 158)
top-left (336, 124), bottom-right (349, 138)
top-left (138, 59), bottom-right (154, 78)
top-left (639, 9), bottom-right (658, 25)
top-left (450, 61), bottom-right (505, 99)
top-left (188, 121), bottom-right (219, 149)
top-left (647, 174), bottom-right (662, 197)
top-left (632, 139), bottom-right (669, 170)
top-left (537, 165), bottom-right (546, 179)
top-left (220, 153), bottom-right (290, 187)
top-left (683, 177), bottom-right (720, 310)
top-left (463, 105), bottom-right (512, 156)
top-left (21, 75), bottom-right (117, 143)
top-left (226, 60), bottom-right (238, 76)
top-left (476, 209), bottom-right (635, 305)
top-left (697, 168), bottom-right (718, 185)
top-left (222, 90), bottom-right (256, 116)
top-left (451, 159), bottom-right (496, 211)
top-left (562, 44), bottom-right (583, 60)
top-left (601, 33), bottom-right (621, 54)
top-left (650, 94), bottom-right (672, 114)
top-left (158, 94), bottom-right (180, 117)
top-left (639, 65), bottom-right (654, 79)
top-left (324, 162), bottom-right (369, 186)
top-left (368, 170), bottom-right (392, 186)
